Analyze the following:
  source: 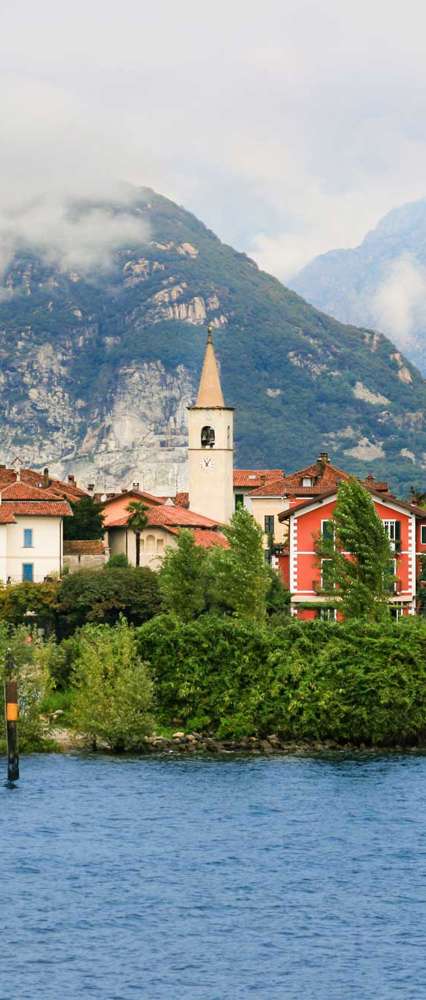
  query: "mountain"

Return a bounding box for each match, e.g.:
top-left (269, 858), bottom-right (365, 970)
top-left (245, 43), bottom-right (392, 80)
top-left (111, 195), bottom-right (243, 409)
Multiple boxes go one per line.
top-left (0, 187), bottom-right (426, 495)
top-left (291, 199), bottom-right (426, 375)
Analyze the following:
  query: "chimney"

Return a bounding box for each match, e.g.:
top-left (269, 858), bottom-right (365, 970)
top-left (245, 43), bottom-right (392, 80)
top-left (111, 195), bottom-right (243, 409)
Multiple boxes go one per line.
top-left (87, 483), bottom-right (95, 493)
top-left (68, 474), bottom-right (75, 484)
top-left (132, 482), bottom-right (140, 491)
top-left (319, 452), bottom-right (329, 464)
top-left (43, 467), bottom-right (50, 488)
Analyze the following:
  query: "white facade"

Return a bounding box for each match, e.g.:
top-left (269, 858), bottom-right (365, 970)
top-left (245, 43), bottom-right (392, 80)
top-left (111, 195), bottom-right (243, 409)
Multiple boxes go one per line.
top-left (108, 525), bottom-right (176, 570)
top-left (188, 405), bottom-right (234, 524)
top-left (0, 516), bottom-right (63, 583)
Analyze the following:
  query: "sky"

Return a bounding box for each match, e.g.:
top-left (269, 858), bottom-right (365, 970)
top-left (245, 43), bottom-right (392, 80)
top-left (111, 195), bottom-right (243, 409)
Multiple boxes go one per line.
top-left (2, 0), bottom-right (426, 282)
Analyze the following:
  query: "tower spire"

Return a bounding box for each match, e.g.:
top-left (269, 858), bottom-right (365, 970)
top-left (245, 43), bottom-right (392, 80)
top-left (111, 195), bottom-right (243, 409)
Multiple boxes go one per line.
top-left (196, 324), bottom-right (225, 407)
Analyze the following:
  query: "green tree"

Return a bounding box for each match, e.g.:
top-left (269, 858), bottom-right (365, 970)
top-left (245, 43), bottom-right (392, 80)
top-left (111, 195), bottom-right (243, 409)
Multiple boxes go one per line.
top-left (0, 579), bottom-right (59, 633)
top-left (159, 529), bottom-right (209, 621)
top-left (71, 619), bottom-right (154, 751)
top-left (0, 624), bottom-right (53, 751)
top-left (265, 566), bottom-right (291, 619)
top-left (210, 507), bottom-right (269, 621)
top-left (127, 500), bottom-right (148, 566)
top-left (55, 566), bottom-right (162, 637)
top-left (316, 478), bottom-right (393, 621)
top-left (64, 496), bottom-right (105, 540)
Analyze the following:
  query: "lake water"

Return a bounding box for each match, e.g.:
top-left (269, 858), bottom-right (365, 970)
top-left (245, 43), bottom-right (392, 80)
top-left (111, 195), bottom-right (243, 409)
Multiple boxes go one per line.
top-left (1, 751), bottom-right (426, 999)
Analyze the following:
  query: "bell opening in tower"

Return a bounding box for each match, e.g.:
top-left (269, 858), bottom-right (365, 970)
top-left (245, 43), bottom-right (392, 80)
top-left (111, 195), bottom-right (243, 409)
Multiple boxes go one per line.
top-left (201, 425), bottom-right (215, 448)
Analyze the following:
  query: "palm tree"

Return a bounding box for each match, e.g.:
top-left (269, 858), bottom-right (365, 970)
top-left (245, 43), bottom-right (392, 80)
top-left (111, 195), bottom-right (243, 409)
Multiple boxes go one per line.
top-left (127, 500), bottom-right (148, 567)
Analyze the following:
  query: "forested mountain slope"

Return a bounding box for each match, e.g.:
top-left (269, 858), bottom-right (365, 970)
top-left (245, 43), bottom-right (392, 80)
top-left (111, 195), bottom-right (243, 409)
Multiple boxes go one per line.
top-left (0, 188), bottom-right (425, 494)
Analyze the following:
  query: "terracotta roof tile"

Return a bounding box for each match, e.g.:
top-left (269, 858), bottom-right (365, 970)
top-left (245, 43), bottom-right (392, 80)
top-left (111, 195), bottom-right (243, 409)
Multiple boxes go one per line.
top-left (0, 481), bottom-right (61, 501)
top-left (0, 467), bottom-right (88, 501)
top-left (106, 503), bottom-right (220, 530)
top-left (0, 508), bottom-right (16, 524)
top-left (191, 528), bottom-right (229, 549)
top-left (1, 500), bottom-right (72, 517)
top-left (174, 491), bottom-right (190, 508)
top-left (233, 469), bottom-right (282, 488)
top-left (147, 505), bottom-right (219, 529)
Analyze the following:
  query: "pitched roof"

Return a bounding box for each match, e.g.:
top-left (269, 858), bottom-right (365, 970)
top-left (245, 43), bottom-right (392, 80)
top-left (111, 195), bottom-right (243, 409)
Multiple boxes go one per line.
top-left (1, 500), bottom-right (72, 517)
top-left (0, 467), bottom-right (87, 501)
top-left (278, 485), bottom-right (425, 522)
top-left (251, 457), bottom-right (350, 498)
top-left (194, 328), bottom-right (225, 407)
top-left (165, 526), bottom-right (229, 549)
top-left (147, 504), bottom-right (219, 529)
top-left (234, 470), bottom-right (283, 489)
top-left (0, 481), bottom-right (61, 501)
top-left (101, 489), bottom-right (163, 508)
top-left (106, 501), bottom-right (220, 530)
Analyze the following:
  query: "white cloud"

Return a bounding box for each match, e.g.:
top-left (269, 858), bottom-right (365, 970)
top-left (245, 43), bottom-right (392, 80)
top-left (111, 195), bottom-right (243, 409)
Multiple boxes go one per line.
top-left (371, 255), bottom-right (426, 350)
top-left (1, 1), bottom-right (426, 281)
top-left (0, 199), bottom-right (150, 279)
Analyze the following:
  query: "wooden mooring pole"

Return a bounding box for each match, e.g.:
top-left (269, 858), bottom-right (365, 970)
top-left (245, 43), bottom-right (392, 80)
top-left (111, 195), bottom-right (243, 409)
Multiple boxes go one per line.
top-left (4, 650), bottom-right (19, 787)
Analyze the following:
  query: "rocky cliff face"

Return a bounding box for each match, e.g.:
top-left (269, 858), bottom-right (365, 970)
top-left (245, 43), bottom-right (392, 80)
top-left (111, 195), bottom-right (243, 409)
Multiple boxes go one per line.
top-left (1, 188), bottom-right (426, 495)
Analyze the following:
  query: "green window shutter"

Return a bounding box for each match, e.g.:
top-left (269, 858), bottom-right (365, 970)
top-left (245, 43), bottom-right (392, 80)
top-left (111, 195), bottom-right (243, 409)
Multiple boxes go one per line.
top-left (395, 520), bottom-right (401, 553)
top-left (322, 520), bottom-right (334, 542)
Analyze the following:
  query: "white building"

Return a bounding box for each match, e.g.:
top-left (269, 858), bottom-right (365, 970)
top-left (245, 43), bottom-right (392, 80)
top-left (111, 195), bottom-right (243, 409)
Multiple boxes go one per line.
top-left (0, 479), bottom-right (72, 583)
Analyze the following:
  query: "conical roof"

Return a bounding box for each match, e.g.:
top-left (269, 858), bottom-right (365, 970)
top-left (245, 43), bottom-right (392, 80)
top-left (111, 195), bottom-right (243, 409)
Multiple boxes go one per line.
top-left (195, 326), bottom-right (225, 407)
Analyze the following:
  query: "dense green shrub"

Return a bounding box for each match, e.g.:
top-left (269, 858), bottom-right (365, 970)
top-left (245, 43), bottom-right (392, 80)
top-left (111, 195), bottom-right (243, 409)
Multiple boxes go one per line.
top-left (137, 615), bottom-right (426, 744)
top-left (106, 553), bottom-right (129, 569)
top-left (0, 580), bottom-right (59, 633)
top-left (55, 566), bottom-right (162, 637)
top-left (71, 619), bottom-right (154, 750)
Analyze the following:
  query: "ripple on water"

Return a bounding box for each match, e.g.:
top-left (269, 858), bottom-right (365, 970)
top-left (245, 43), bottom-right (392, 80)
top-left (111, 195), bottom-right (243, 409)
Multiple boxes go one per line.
top-left (1, 752), bottom-right (426, 1000)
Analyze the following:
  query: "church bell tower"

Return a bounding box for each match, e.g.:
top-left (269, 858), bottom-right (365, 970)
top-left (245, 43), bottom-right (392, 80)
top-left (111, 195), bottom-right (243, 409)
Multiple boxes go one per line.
top-left (188, 326), bottom-right (234, 523)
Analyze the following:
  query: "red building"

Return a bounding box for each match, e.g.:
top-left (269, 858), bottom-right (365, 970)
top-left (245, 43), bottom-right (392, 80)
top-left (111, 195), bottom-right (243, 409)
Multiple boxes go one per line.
top-left (278, 478), bottom-right (426, 619)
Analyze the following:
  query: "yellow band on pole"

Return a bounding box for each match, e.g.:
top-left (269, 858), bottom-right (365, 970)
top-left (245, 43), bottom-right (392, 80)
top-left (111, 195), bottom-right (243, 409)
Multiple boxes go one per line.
top-left (6, 704), bottom-right (18, 722)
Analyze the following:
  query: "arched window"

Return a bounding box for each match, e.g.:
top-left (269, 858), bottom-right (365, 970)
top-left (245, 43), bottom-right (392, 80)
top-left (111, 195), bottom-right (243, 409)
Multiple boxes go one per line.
top-left (146, 534), bottom-right (155, 552)
top-left (201, 425), bottom-right (215, 448)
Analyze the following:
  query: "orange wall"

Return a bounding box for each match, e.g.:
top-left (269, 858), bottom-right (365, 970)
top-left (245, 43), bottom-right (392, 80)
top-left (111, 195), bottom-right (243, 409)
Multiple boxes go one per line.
top-left (103, 492), bottom-right (154, 527)
top-left (291, 497), bottom-right (414, 596)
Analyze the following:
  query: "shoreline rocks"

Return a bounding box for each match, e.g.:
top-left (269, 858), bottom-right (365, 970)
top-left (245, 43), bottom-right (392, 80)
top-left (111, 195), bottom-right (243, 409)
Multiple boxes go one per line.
top-left (48, 728), bottom-right (425, 756)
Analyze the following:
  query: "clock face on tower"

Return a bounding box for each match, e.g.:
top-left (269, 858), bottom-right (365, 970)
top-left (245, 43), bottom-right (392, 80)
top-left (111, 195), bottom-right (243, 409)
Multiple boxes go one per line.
top-left (201, 456), bottom-right (214, 470)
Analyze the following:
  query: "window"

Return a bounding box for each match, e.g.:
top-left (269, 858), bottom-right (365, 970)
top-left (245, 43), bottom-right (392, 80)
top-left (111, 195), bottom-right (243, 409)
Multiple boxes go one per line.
top-left (235, 493), bottom-right (244, 510)
top-left (201, 425), bottom-right (215, 448)
top-left (321, 520), bottom-right (334, 544)
top-left (321, 559), bottom-right (334, 590)
top-left (302, 477), bottom-right (313, 487)
top-left (23, 528), bottom-right (33, 548)
top-left (318, 607), bottom-right (337, 621)
top-left (385, 558), bottom-right (397, 594)
top-left (421, 525), bottom-right (426, 545)
top-left (384, 520), bottom-right (401, 553)
top-left (264, 515), bottom-right (274, 534)
top-left (22, 563), bottom-right (34, 582)
top-left (390, 605), bottom-right (404, 620)
top-left (146, 535), bottom-right (155, 552)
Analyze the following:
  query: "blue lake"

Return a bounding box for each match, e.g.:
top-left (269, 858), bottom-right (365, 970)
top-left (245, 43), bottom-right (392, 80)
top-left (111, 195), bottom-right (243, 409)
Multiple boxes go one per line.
top-left (1, 751), bottom-right (426, 999)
